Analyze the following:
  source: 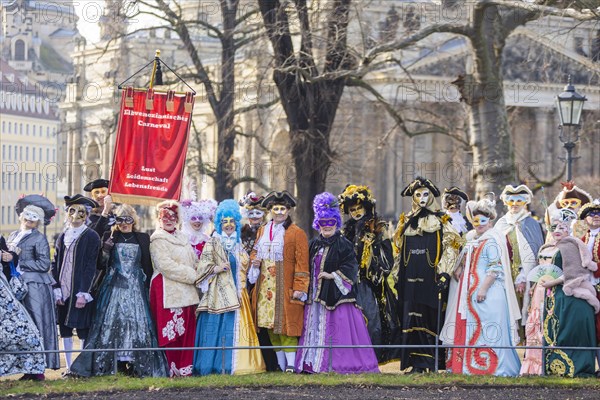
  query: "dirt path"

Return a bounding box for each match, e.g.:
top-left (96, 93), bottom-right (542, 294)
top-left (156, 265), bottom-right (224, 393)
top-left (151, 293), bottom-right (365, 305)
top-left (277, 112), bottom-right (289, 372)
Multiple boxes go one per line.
top-left (10, 386), bottom-right (597, 400)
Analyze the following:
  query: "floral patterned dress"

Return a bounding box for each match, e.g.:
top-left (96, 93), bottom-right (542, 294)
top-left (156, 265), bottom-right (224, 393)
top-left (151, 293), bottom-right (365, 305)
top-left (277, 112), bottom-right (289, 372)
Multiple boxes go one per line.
top-left (0, 272), bottom-right (45, 377)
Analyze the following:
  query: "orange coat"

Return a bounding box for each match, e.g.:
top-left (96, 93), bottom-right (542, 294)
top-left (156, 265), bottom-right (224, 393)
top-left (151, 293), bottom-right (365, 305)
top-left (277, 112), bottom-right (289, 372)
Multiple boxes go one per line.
top-left (251, 221), bottom-right (309, 337)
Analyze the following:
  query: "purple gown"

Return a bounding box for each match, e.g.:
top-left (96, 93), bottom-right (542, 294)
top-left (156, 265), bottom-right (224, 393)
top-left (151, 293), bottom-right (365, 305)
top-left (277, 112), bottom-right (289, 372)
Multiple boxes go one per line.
top-left (295, 234), bottom-right (379, 374)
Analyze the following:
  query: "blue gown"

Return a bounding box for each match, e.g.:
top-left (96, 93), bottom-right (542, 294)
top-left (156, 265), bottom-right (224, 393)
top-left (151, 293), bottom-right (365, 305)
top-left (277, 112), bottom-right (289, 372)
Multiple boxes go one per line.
top-left (194, 252), bottom-right (237, 375)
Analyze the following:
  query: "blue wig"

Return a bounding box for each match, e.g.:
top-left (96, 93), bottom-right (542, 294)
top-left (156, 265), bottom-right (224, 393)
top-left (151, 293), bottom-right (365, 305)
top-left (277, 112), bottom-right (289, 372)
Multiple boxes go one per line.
top-left (312, 192), bottom-right (342, 231)
top-left (214, 199), bottom-right (242, 239)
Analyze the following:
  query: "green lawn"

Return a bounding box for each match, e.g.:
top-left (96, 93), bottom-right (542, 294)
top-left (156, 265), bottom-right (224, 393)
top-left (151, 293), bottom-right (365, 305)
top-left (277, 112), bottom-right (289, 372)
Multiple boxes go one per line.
top-left (1, 372), bottom-right (599, 396)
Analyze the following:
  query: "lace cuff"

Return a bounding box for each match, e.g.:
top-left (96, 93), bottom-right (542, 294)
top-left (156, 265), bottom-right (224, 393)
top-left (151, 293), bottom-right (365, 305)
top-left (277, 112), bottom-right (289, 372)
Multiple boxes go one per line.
top-left (53, 288), bottom-right (62, 302)
top-left (76, 292), bottom-right (93, 303)
top-left (332, 272), bottom-right (351, 295)
top-left (515, 271), bottom-right (526, 285)
top-left (197, 275), bottom-right (214, 293)
top-left (248, 266), bottom-right (260, 284)
top-left (298, 292), bottom-right (308, 302)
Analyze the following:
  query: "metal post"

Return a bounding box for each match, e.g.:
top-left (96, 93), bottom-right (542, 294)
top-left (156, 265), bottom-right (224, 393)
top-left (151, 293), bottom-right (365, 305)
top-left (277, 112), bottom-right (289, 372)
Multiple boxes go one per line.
top-left (541, 339), bottom-right (546, 377)
top-left (435, 291), bottom-right (441, 373)
top-left (221, 336), bottom-right (226, 375)
top-left (113, 349), bottom-right (118, 375)
top-left (328, 337), bottom-right (333, 373)
top-left (564, 141), bottom-right (575, 181)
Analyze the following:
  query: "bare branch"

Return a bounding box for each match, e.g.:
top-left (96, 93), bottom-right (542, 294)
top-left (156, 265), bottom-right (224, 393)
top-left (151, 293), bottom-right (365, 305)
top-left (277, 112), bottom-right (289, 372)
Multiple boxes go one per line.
top-left (233, 97), bottom-right (280, 116)
top-left (324, 0), bottom-right (352, 72)
top-left (524, 164), bottom-right (566, 193)
top-left (231, 176), bottom-right (271, 191)
top-left (293, 0), bottom-right (317, 73)
top-left (151, 0), bottom-right (220, 111)
top-left (346, 77), bottom-right (469, 147)
top-left (235, 7), bottom-right (261, 26)
top-left (234, 32), bottom-right (264, 50)
top-left (235, 130), bottom-right (275, 156)
top-left (482, 0), bottom-right (599, 21)
top-left (363, 23), bottom-right (472, 65)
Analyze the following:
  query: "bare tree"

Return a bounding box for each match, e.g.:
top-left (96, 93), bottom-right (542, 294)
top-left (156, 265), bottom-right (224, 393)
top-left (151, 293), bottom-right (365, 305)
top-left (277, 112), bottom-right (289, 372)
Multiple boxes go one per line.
top-left (257, 0), bottom-right (358, 230)
top-left (359, 1), bottom-right (599, 198)
top-left (131, 0), bottom-right (275, 199)
top-left (257, 0), bottom-right (598, 229)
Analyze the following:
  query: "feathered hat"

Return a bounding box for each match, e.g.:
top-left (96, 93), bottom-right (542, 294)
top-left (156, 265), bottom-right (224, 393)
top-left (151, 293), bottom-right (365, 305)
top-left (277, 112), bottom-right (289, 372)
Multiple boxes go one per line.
top-left (239, 190), bottom-right (265, 209)
top-left (312, 192), bottom-right (342, 231)
top-left (214, 199), bottom-right (243, 238)
top-left (239, 190), bottom-right (266, 219)
top-left (16, 194), bottom-right (56, 226)
top-left (338, 184), bottom-right (376, 215)
top-left (553, 181), bottom-right (593, 208)
top-left (180, 199), bottom-right (218, 224)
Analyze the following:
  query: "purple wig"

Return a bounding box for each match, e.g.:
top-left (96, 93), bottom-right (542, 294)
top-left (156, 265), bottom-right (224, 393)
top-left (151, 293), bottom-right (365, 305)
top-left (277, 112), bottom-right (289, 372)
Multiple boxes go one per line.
top-left (312, 192), bottom-right (342, 231)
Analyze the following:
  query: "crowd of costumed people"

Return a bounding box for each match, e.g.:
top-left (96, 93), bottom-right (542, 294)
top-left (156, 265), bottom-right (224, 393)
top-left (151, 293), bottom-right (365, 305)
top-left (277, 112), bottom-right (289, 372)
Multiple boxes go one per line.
top-left (2, 178), bottom-right (600, 379)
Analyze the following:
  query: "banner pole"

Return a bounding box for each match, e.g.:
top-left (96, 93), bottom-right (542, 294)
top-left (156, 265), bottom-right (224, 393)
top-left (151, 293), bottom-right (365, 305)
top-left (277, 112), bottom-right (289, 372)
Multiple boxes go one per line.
top-left (149, 49), bottom-right (161, 89)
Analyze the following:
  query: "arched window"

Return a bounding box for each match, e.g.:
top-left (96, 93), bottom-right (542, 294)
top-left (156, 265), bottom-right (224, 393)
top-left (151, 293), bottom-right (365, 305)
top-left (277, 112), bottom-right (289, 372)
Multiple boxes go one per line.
top-left (15, 39), bottom-right (26, 61)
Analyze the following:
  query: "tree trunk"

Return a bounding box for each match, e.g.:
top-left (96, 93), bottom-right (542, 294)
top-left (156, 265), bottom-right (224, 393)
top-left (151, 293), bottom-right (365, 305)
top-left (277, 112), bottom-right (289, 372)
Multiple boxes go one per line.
top-left (258, 0), bottom-right (351, 233)
top-left (459, 5), bottom-right (515, 204)
top-left (214, 116), bottom-right (236, 201)
top-left (213, 1), bottom-right (239, 201)
top-left (284, 79), bottom-right (345, 233)
top-left (292, 130), bottom-right (329, 235)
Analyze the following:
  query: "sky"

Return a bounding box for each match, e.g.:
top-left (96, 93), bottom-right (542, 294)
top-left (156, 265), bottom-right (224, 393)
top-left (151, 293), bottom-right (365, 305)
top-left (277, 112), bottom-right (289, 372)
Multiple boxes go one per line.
top-left (74, 0), bottom-right (156, 44)
top-left (74, 1), bottom-right (103, 43)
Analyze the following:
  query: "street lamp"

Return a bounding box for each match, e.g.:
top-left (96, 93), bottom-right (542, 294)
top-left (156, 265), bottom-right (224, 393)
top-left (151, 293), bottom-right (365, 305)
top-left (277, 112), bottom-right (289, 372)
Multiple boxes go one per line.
top-left (555, 75), bottom-right (587, 181)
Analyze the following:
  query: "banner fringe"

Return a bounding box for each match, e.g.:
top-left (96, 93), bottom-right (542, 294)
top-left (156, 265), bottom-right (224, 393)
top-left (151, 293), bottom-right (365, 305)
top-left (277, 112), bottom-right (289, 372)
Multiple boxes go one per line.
top-left (110, 193), bottom-right (176, 207)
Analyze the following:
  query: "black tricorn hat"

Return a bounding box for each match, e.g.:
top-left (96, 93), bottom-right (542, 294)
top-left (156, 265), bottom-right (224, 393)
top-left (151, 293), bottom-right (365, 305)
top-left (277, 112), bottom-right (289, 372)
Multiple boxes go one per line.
top-left (64, 194), bottom-right (99, 209)
top-left (262, 191), bottom-right (297, 209)
top-left (578, 199), bottom-right (600, 220)
top-left (443, 186), bottom-right (469, 201)
top-left (83, 179), bottom-right (110, 192)
top-left (401, 176), bottom-right (441, 197)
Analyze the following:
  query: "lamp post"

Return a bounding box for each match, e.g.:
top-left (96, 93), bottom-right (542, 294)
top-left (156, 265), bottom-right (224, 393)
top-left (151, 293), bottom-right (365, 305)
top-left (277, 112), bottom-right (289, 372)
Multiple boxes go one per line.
top-left (555, 76), bottom-right (587, 181)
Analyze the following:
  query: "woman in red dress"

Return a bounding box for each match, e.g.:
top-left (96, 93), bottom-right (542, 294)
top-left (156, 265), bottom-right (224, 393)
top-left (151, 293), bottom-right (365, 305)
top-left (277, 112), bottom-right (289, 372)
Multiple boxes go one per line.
top-left (149, 201), bottom-right (200, 377)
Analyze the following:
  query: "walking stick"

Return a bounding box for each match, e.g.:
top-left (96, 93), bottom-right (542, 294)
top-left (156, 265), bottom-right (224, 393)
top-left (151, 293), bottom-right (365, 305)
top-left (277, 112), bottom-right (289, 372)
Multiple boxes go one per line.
top-left (435, 290), bottom-right (442, 373)
top-left (435, 273), bottom-right (450, 373)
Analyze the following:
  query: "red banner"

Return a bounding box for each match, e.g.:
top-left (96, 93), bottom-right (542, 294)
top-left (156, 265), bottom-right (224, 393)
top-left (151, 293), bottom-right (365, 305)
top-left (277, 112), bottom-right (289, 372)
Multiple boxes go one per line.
top-left (109, 88), bottom-right (195, 205)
